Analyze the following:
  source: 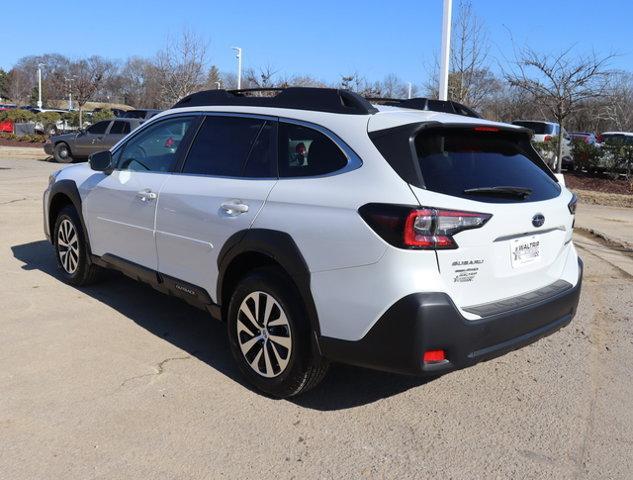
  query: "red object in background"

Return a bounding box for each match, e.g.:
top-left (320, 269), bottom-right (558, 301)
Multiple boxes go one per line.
top-left (164, 136), bottom-right (175, 148)
top-left (543, 135), bottom-right (552, 142)
top-left (0, 120), bottom-right (13, 133)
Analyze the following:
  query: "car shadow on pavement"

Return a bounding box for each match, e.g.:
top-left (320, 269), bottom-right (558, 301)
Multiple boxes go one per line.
top-left (11, 239), bottom-right (432, 411)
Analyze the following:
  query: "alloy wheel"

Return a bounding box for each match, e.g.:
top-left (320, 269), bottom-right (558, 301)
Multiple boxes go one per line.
top-left (236, 291), bottom-right (292, 378)
top-left (57, 219), bottom-right (79, 274)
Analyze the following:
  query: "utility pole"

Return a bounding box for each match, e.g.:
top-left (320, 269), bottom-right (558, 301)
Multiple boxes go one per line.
top-left (215, 81), bottom-right (221, 89)
top-left (438, 0), bottom-right (452, 101)
top-left (37, 63), bottom-right (44, 108)
top-left (407, 82), bottom-right (413, 99)
top-left (232, 47), bottom-right (242, 90)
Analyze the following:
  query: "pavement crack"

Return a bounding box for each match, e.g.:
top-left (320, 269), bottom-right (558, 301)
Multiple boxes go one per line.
top-left (0, 197), bottom-right (27, 205)
top-left (119, 355), bottom-right (191, 388)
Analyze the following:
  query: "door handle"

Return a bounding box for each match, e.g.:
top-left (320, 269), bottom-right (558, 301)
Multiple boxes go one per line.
top-left (136, 189), bottom-right (157, 202)
top-left (220, 200), bottom-right (249, 215)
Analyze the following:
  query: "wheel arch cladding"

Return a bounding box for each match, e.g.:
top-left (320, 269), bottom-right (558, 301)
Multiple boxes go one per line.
top-left (48, 180), bottom-right (92, 253)
top-left (217, 229), bottom-right (321, 337)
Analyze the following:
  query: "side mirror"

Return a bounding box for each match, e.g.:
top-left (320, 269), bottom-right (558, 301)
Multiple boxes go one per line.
top-left (89, 150), bottom-right (113, 174)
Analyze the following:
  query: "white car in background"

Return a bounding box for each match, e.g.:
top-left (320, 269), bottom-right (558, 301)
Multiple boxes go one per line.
top-left (512, 120), bottom-right (573, 169)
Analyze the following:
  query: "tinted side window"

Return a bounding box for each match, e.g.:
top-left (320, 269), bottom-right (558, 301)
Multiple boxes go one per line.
top-left (278, 123), bottom-right (347, 177)
top-left (109, 121), bottom-right (130, 134)
top-left (243, 121), bottom-right (277, 178)
top-left (118, 117), bottom-right (194, 172)
top-left (183, 116), bottom-right (265, 177)
top-left (87, 121), bottom-right (110, 135)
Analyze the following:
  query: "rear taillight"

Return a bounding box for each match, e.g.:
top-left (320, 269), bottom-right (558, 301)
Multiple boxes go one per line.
top-left (359, 204), bottom-right (491, 250)
top-left (544, 135), bottom-right (552, 142)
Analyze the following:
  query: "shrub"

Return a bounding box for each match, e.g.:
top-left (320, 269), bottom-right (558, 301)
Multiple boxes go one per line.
top-left (0, 109), bottom-right (35, 123)
top-left (90, 109), bottom-right (114, 123)
top-left (532, 138), bottom-right (558, 169)
top-left (572, 139), bottom-right (601, 170)
top-left (600, 143), bottom-right (633, 179)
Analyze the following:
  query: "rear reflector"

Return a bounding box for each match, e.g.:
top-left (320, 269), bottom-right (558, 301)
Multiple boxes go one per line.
top-left (423, 350), bottom-right (446, 363)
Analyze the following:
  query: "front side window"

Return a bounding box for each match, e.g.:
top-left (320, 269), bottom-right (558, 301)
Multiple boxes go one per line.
top-left (87, 121), bottom-right (110, 135)
top-left (278, 123), bottom-right (347, 177)
top-left (117, 117), bottom-right (194, 172)
top-left (182, 116), bottom-right (266, 177)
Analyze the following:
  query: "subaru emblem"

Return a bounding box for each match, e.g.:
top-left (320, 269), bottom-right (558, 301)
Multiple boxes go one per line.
top-left (532, 213), bottom-right (545, 228)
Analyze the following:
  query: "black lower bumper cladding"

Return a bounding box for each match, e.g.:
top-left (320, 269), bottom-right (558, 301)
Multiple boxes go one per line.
top-left (319, 258), bottom-right (583, 376)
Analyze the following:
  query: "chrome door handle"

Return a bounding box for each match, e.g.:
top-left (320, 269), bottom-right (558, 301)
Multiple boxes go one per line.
top-left (136, 189), bottom-right (157, 202)
top-left (220, 200), bottom-right (249, 215)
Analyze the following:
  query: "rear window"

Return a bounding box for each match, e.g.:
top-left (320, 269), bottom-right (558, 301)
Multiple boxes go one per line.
top-left (512, 121), bottom-right (555, 135)
top-left (414, 129), bottom-right (561, 203)
top-left (109, 121), bottom-right (131, 134)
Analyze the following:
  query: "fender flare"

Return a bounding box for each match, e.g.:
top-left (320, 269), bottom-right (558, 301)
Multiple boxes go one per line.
top-left (48, 179), bottom-right (92, 254)
top-left (217, 229), bottom-right (321, 337)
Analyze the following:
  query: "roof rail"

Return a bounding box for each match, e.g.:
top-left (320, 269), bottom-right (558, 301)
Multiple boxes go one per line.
top-left (367, 97), bottom-right (481, 119)
top-left (171, 87), bottom-right (378, 115)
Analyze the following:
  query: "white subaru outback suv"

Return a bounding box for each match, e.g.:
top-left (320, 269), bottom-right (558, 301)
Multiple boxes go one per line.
top-left (43, 88), bottom-right (583, 398)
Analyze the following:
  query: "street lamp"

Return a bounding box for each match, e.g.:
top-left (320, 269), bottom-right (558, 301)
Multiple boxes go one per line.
top-left (232, 47), bottom-right (242, 90)
top-left (37, 63), bottom-right (44, 109)
top-left (438, 0), bottom-right (452, 101)
top-left (407, 82), bottom-right (413, 99)
top-left (64, 75), bottom-right (75, 111)
top-left (215, 81), bottom-right (221, 89)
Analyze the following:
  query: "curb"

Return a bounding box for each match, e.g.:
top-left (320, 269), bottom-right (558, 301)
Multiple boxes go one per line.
top-left (575, 226), bottom-right (633, 254)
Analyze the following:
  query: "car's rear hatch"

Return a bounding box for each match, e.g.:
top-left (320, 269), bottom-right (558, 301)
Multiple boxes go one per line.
top-left (370, 122), bottom-right (576, 312)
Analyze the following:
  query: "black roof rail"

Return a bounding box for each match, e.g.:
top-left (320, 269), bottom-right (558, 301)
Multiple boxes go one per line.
top-left (171, 87), bottom-right (378, 115)
top-left (367, 97), bottom-right (482, 119)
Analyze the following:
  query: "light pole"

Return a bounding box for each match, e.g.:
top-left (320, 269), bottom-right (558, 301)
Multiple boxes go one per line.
top-left (65, 76), bottom-right (75, 111)
top-left (407, 82), bottom-right (413, 99)
top-left (215, 81), bottom-right (221, 89)
top-left (438, 0), bottom-right (452, 101)
top-left (232, 47), bottom-right (242, 90)
top-left (37, 63), bottom-right (44, 109)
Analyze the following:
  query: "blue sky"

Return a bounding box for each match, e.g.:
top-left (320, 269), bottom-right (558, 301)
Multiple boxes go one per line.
top-left (1, 0), bottom-right (630, 84)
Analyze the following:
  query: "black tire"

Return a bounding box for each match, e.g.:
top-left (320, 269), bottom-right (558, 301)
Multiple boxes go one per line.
top-left (53, 142), bottom-right (73, 163)
top-left (227, 266), bottom-right (328, 398)
top-left (53, 205), bottom-right (103, 286)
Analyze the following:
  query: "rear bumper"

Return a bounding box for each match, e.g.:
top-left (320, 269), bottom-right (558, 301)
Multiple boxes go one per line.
top-left (319, 258), bottom-right (583, 375)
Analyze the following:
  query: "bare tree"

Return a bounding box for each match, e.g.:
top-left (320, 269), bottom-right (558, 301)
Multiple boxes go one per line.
top-left (599, 72), bottom-right (633, 132)
top-left (69, 56), bottom-right (112, 127)
top-left (505, 46), bottom-right (614, 171)
top-left (5, 68), bottom-right (31, 104)
top-left (244, 65), bottom-right (279, 90)
top-left (154, 29), bottom-right (208, 107)
top-left (339, 73), bottom-right (381, 97)
top-left (425, 0), bottom-right (498, 108)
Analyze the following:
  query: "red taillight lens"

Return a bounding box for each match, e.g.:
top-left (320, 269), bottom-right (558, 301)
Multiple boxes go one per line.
top-left (544, 135), bottom-right (552, 142)
top-left (359, 204), bottom-right (491, 250)
top-left (423, 350), bottom-right (446, 363)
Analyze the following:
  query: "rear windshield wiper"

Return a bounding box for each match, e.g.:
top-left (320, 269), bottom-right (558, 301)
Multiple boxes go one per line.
top-left (464, 186), bottom-right (533, 199)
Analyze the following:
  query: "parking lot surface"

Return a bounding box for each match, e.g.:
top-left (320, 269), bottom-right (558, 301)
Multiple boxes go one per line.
top-left (1, 153), bottom-right (632, 479)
